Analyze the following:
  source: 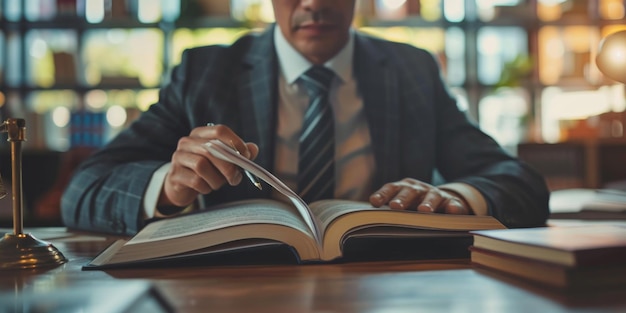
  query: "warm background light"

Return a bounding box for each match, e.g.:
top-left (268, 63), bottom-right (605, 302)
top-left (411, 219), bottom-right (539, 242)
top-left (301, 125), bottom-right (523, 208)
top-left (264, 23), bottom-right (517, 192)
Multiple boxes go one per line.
top-left (596, 30), bottom-right (626, 84)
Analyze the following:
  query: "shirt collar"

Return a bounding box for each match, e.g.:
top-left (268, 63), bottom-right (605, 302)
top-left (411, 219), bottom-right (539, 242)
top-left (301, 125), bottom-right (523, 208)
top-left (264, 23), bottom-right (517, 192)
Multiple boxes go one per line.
top-left (274, 25), bottom-right (354, 85)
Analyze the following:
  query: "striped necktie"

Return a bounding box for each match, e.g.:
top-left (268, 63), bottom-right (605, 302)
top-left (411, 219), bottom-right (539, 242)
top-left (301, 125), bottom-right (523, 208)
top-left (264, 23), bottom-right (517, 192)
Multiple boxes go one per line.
top-left (298, 66), bottom-right (336, 203)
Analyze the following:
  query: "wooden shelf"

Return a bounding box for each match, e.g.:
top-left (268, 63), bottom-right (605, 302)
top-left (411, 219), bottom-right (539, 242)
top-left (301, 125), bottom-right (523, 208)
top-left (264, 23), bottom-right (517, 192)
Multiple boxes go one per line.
top-left (518, 139), bottom-right (626, 191)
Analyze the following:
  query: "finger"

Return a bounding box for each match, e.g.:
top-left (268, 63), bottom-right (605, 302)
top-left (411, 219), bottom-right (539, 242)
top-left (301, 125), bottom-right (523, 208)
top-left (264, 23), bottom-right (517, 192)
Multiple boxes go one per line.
top-left (172, 149), bottom-right (235, 190)
top-left (178, 136), bottom-right (244, 186)
top-left (370, 179), bottom-right (429, 208)
top-left (163, 156), bottom-right (215, 207)
top-left (221, 137), bottom-right (259, 161)
top-left (439, 189), bottom-right (472, 215)
top-left (204, 154), bottom-right (243, 187)
top-left (388, 185), bottom-right (424, 210)
top-left (246, 142), bottom-right (260, 160)
top-left (192, 122), bottom-right (229, 136)
top-left (195, 124), bottom-right (258, 162)
top-left (441, 198), bottom-right (470, 215)
top-left (369, 183), bottom-right (402, 207)
top-left (162, 176), bottom-right (203, 207)
top-left (192, 123), bottom-right (240, 144)
top-left (175, 141), bottom-right (243, 188)
top-left (168, 164), bottom-right (214, 194)
top-left (417, 190), bottom-right (444, 213)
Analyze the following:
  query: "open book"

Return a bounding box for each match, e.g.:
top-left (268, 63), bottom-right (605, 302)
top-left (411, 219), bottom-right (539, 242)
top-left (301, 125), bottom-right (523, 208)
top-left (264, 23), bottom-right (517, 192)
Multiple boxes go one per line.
top-left (85, 140), bottom-right (506, 269)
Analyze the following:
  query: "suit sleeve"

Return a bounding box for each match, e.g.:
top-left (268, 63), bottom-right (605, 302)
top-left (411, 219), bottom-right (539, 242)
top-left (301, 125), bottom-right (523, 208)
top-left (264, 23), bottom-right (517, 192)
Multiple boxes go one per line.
top-left (60, 50), bottom-right (198, 235)
top-left (421, 50), bottom-right (550, 228)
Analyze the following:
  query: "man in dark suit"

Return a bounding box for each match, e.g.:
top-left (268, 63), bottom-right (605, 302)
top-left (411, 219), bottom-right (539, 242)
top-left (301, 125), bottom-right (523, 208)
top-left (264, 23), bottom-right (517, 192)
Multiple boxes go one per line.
top-left (61, 0), bottom-right (549, 235)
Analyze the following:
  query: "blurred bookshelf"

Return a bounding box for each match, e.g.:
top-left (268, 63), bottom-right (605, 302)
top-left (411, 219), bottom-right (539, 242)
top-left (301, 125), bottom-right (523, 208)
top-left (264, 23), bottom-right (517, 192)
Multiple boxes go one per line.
top-left (518, 139), bottom-right (626, 191)
top-left (0, 0), bottom-right (624, 152)
top-left (0, 0), bottom-right (626, 225)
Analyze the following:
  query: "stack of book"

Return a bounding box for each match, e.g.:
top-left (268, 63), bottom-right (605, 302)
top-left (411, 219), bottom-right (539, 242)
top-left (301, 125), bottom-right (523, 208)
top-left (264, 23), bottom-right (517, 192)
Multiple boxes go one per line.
top-left (470, 225), bottom-right (626, 290)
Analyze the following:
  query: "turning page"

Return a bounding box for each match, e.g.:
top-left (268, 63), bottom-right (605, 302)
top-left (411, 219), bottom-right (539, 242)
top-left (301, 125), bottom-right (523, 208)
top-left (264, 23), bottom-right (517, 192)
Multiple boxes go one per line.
top-left (203, 139), bottom-right (322, 244)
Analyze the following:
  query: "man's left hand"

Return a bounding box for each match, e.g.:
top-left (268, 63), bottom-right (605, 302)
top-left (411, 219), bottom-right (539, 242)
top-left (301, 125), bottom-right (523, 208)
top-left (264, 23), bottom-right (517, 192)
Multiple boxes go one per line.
top-left (369, 178), bottom-right (471, 214)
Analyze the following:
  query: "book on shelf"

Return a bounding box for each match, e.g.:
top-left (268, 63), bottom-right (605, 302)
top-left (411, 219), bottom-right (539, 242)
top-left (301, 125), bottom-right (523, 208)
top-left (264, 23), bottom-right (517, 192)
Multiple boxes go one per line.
top-left (84, 140), bottom-right (506, 269)
top-left (549, 188), bottom-right (626, 220)
top-left (470, 225), bottom-right (626, 289)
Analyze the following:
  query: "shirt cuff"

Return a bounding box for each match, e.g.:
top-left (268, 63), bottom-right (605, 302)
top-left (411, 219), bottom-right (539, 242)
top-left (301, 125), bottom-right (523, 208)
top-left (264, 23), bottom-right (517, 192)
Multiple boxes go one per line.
top-left (143, 162), bottom-right (172, 219)
top-left (439, 182), bottom-right (488, 216)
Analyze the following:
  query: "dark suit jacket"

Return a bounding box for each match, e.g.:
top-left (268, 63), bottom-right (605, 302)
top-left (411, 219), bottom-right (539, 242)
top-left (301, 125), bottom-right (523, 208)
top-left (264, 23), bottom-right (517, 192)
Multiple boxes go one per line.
top-left (61, 25), bottom-right (550, 235)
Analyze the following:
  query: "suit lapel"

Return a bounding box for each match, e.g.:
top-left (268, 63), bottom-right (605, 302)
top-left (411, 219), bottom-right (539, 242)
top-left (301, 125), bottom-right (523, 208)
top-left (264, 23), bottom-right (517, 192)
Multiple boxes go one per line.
top-left (237, 27), bottom-right (278, 196)
top-left (354, 34), bottom-right (401, 186)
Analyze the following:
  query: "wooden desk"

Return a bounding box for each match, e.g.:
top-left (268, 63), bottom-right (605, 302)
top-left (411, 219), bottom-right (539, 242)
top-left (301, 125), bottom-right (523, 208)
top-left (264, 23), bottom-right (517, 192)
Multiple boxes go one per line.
top-left (1, 227), bottom-right (626, 313)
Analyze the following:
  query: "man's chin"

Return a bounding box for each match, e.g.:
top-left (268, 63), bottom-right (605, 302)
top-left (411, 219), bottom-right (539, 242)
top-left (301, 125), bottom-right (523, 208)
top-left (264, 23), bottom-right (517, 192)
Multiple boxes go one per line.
top-left (294, 45), bottom-right (338, 64)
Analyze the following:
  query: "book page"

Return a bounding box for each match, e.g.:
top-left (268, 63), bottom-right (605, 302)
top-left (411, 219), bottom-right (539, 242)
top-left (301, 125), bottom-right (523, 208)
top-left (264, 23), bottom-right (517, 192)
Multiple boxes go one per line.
top-left (128, 199), bottom-right (312, 245)
top-left (309, 199), bottom-right (505, 260)
top-left (308, 200), bottom-right (376, 233)
top-left (204, 140), bottom-right (322, 244)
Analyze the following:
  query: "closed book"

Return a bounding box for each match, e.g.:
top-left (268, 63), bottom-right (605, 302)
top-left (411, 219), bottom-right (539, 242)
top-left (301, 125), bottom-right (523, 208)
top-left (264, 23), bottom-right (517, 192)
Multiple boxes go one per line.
top-left (471, 225), bottom-right (626, 267)
top-left (470, 247), bottom-right (626, 290)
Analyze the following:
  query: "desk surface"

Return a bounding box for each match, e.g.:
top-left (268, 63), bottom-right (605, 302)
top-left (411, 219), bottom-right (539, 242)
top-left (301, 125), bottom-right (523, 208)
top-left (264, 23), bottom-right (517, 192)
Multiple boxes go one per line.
top-left (1, 227), bottom-right (626, 313)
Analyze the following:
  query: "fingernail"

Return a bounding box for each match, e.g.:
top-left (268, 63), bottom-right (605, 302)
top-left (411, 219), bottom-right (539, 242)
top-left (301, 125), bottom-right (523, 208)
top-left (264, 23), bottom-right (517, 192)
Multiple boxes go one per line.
top-left (423, 203), bottom-right (434, 212)
top-left (231, 171), bottom-right (243, 186)
top-left (392, 199), bottom-right (404, 209)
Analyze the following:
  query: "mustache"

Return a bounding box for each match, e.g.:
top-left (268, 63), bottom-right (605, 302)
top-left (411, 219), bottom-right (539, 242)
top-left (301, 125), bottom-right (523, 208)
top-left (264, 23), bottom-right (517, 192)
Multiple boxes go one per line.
top-left (292, 10), bottom-right (341, 28)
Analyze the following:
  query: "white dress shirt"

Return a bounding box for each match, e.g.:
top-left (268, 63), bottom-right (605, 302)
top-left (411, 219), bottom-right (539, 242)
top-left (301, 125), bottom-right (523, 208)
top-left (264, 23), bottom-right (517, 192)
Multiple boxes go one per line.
top-left (272, 26), bottom-right (375, 202)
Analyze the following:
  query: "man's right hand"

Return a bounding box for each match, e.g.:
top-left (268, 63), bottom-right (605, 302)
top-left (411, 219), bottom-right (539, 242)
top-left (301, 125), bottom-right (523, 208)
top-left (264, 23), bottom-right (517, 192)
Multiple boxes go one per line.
top-left (159, 124), bottom-right (259, 208)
